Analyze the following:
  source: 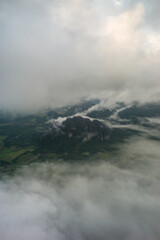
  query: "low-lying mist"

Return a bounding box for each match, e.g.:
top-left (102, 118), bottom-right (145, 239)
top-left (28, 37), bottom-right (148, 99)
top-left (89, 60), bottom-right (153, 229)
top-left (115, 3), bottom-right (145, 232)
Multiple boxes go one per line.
top-left (0, 137), bottom-right (160, 240)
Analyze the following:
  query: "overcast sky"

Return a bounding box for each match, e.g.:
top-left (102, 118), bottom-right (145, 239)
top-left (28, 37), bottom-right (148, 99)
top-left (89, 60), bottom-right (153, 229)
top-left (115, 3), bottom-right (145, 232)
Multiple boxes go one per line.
top-left (0, 0), bottom-right (160, 113)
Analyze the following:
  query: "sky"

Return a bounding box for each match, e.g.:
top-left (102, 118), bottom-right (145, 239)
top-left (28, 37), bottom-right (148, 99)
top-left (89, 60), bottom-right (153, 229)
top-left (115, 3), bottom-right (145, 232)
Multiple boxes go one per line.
top-left (0, 0), bottom-right (160, 113)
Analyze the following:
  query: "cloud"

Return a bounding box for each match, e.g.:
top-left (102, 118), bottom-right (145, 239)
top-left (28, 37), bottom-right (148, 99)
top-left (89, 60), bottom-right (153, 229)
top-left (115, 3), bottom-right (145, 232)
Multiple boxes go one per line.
top-left (0, 0), bottom-right (160, 113)
top-left (0, 137), bottom-right (160, 239)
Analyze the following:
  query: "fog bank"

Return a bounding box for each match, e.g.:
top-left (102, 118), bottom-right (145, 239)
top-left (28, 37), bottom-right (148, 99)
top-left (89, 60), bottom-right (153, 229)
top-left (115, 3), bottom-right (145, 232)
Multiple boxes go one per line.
top-left (0, 137), bottom-right (160, 240)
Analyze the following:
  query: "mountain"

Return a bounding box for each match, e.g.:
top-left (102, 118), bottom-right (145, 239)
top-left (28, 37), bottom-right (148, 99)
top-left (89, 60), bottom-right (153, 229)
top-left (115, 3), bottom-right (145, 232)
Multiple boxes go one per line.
top-left (0, 100), bottom-right (160, 173)
top-left (118, 102), bottom-right (160, 119)
top-left (38, 116), bottom-right (111, 152)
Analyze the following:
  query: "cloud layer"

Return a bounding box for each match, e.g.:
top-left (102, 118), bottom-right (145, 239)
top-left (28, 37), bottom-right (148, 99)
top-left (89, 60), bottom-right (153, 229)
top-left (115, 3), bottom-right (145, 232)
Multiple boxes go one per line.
top-left (0, 0), bottom-right (160, 112)
top-left (0, 137), bottom-right (160, 239)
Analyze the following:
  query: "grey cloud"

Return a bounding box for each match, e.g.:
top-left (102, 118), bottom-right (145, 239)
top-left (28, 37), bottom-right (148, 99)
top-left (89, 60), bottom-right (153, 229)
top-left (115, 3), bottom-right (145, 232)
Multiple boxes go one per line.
top-left (0, 0), bottom-right (160, 113)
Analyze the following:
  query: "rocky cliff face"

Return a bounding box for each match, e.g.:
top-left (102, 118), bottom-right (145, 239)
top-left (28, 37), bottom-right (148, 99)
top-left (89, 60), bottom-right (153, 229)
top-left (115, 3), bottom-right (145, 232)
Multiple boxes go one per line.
top-left (39, 116), bottom-right (111, 151)
top-left (62, 116), bottom-right (110, 141)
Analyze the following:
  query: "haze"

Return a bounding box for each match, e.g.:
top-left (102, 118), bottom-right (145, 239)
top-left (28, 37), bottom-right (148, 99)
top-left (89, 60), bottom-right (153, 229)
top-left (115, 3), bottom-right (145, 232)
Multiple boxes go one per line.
top-left (0, 0), bottom-right (160, 113)
top-left (0, 137), bottom-right (160, 240)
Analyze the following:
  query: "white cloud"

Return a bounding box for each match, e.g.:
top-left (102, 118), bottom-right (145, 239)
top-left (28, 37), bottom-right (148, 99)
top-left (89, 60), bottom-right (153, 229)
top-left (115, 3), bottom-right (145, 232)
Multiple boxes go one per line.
top-left (0, 0), bottom-right (160, 113)
top-left (113, 0), bottom-right (122, 6)
top-left (0, 137), bottom-right (160, 239)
